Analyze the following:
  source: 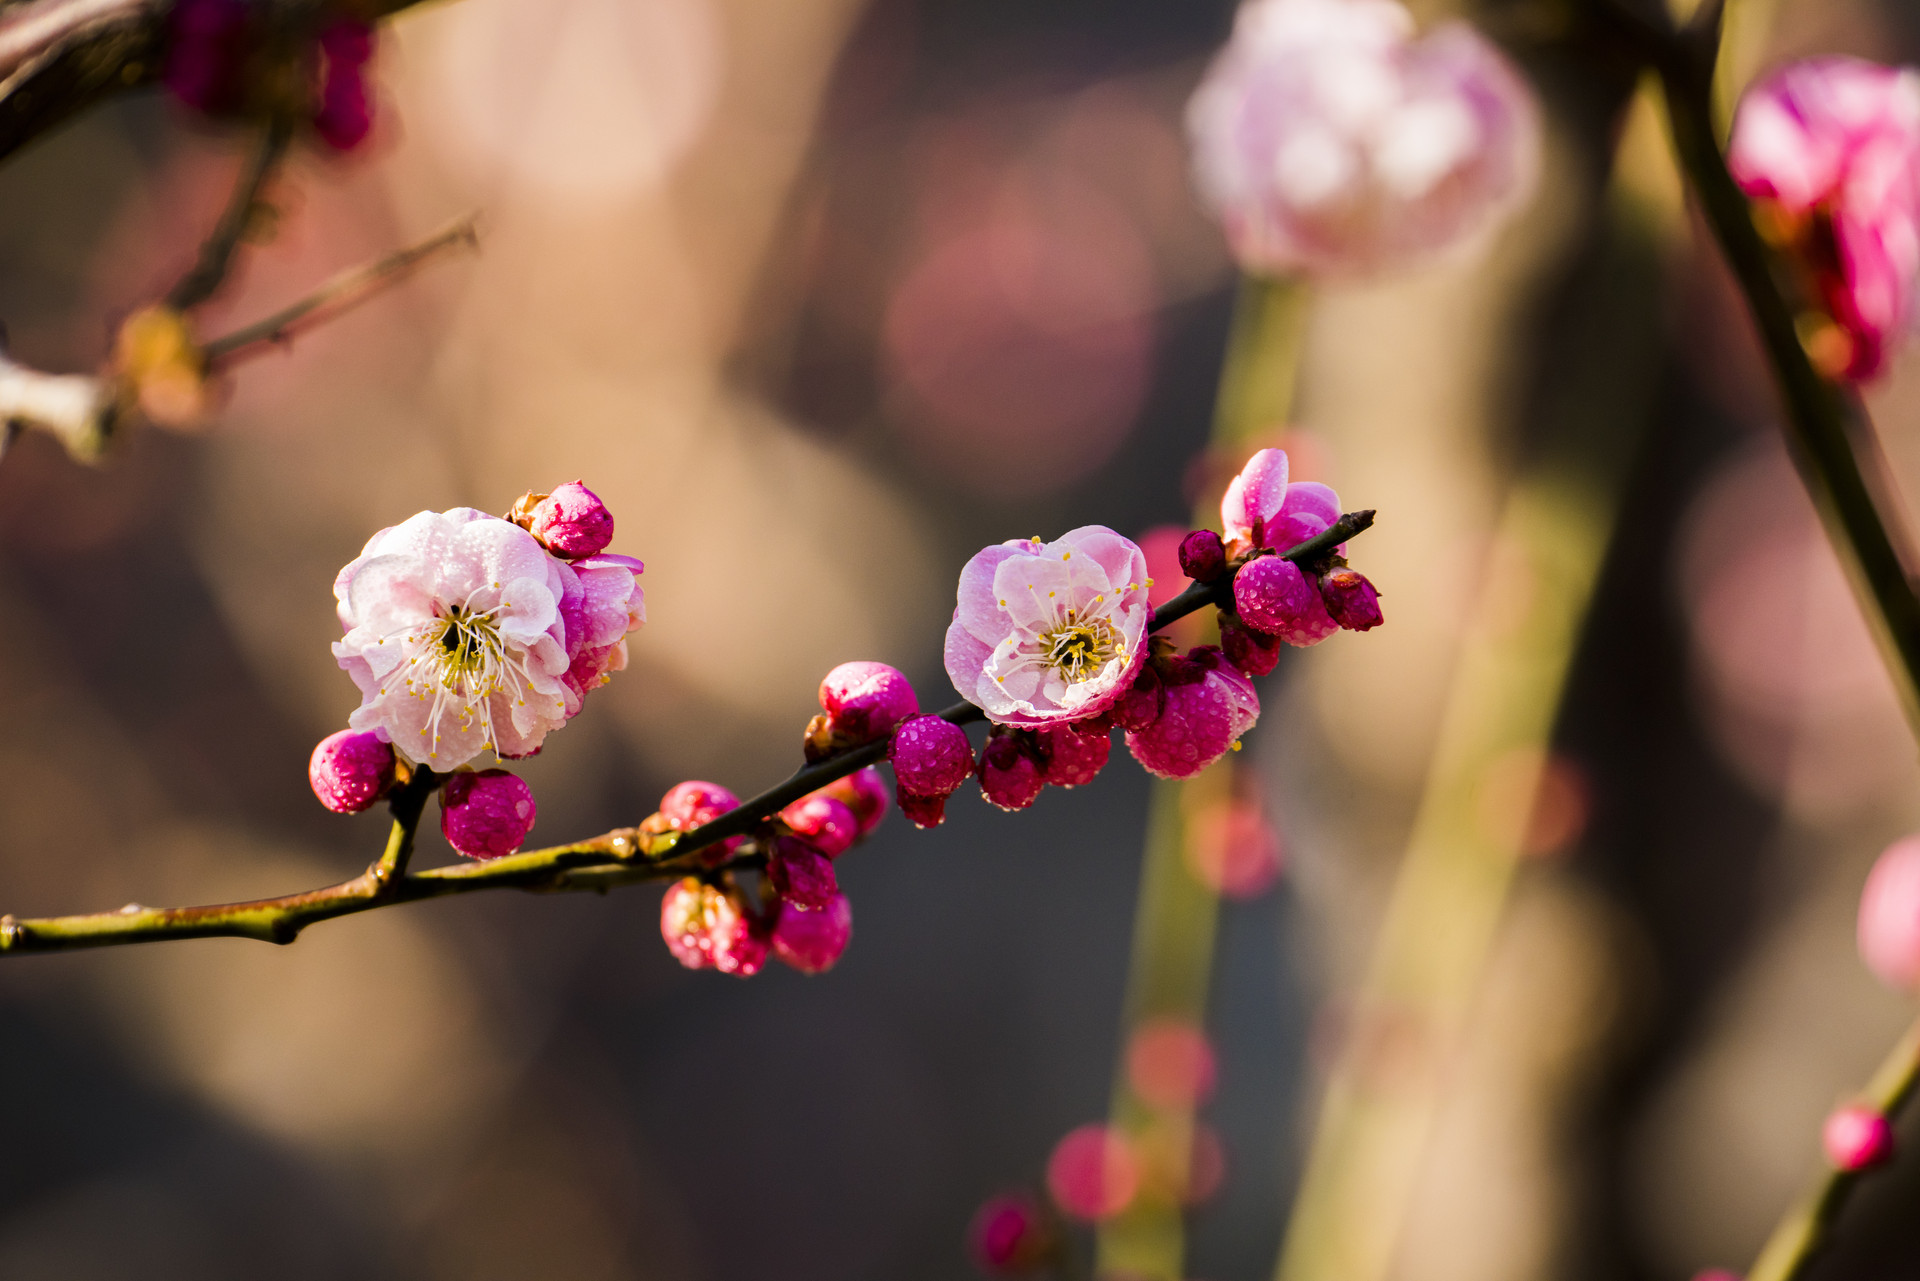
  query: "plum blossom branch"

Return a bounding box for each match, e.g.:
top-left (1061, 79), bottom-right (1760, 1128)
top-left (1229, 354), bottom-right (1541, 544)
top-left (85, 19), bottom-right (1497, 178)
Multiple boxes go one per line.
top-left (1745, 1015), bottom-right (1920, 1281)
top-left (1653, 10), bottom-right (1920, 734)
top-left (167, 114), bottom-right (294, 311)
top-left (0, 510), bottom-right (1375, 957)
top-left (202, 212), bottom-right (481, 365)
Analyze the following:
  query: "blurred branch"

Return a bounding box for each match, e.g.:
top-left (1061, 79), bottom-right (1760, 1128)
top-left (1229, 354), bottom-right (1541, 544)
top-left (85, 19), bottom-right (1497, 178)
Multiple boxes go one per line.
top-left (0, 512), bottom-right (1375, 956)
top-left (1648, 12), bottom-right (1920, 1281)
top-left (203, 211), bottom-right (481, 366)
top-left (1656, 21), bottom-right (1920, 738)
top-left (0, 0), bottom-right (439, 167)
top-left (1746, 1017), bottom-right (1920, 1281)
top-left (167, 115), bottom-right (293, 310)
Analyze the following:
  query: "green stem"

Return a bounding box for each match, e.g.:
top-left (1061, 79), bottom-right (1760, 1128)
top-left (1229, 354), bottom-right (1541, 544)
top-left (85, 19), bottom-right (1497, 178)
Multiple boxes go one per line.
top-left (1747, 1016), bottom-right (1920, 1281)
top-left (1650, 16), bottom-right (1920, 1281)
top-left (0, 512), bottom-right (1373, 956)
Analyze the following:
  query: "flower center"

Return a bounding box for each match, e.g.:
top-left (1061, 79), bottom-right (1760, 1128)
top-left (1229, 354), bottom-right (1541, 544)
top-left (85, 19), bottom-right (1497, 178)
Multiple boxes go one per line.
top-left (376, 598), bottom-right (549, 761)
top-left (1041, 616), bottom-right (1121, 684)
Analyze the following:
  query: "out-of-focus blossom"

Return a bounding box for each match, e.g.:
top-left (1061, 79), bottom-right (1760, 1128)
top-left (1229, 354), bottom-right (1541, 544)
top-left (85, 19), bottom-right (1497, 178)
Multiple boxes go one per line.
top-left (439, 769), bottom-right (536, 860)
top-left (889, 714), bottom-right (975, 828)
top-left (968, 1192), bottom-right (1056, 1274)
top-left (164, 0), bottom-right (251, 116)
top-left (1127, 1019), bottom-right (1218, 1109)
top-left (308, 728), bottom-right (395, 813)
top-left (647, 779), bottom-right (746, 861)
top-left (1187, 796), bottom-right (1284, 896)
top-left (1125, 647), bottom-right (1260, 779)
top-left (1235, 554), bottom-right (1339, 645)
top-left (1188, 0), bottom-right (1539, 277)
top-left (945, 526), bottom-right (1152, 726)
top-left (779, 794), bottom-right (860, 857)
top-left (1046, 1124), bottom-right (1141, 1221)
top-left (1823, 1103), bottom-right (1894, 1170)
top-left (332, 507), bottom-right (640, 767)
top-left (313, 20), bottom-right (376, 151)
top-left (772, 892), bottom-right (853, 973)
top-left (1859, 834), bottom-right (1920, 991)
top-left (1729, 57), bottom-right (1920, 381)
top-left (661, 878), bottom-right (767, 976)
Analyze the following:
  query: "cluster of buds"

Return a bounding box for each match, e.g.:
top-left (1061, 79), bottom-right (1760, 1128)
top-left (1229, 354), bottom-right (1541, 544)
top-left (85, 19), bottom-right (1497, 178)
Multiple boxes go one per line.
top-left (650, 768), bottom-right (887, 977)
top-left (310, 483), bottom-right (643, 860)
top-left (165, 0), bottom-right (380, 151)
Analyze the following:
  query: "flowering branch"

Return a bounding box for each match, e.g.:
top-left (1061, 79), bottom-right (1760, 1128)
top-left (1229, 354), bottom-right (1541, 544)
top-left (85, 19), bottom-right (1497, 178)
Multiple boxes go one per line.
top-left (1741, 1014), bottom-right (1920, 1281)
top-left (1629, 7), bottom-right (1920, 1279)
top-left (166, 114), bottom-right (293, 311)
top-left (0, 511), bottom-right (1375, 958)
top-left (1649, 7), bottom-right (1920, 734)
top-left (202, 211), bottom-right (480, 365)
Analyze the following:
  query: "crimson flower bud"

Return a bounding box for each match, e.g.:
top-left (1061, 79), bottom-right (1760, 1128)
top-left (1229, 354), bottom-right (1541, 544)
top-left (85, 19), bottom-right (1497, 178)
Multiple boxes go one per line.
top-left (820, 661), bottom-right (919, 745)
top-left (1038, 722), bottom-right (1112, 788)
top-left (889, 714), bottom-right (974, 828)
top-left (1111, 665), bottom-right (1166, 732)
top-left (1177, 529), bottom-right (1227, 582)
top-left (1321, 566), bottom-right (1383, 631)
top-left (527, 480), bottom-right (615, 559)
top-left (1219, 613), bottom-right (1284, 677)
top-left (779, 794), bottom-right (860, 857)
top-left (968, 1192), bottom-right (1056, 1274)
top-left (816, 766), bottom-right (890, 837)
top-left (308, 728), bottom-right (395, 814)
top-left (440, 769), bottom-right (536, 860)
top-left (770, 836), bottom-right (839, 911)
top-left (979, 730), bottom-right (1045, 812)
top-left (1823, 1104), bottom-right (1894, 1171)
top-left (772, 891), bottom-right (853, 973)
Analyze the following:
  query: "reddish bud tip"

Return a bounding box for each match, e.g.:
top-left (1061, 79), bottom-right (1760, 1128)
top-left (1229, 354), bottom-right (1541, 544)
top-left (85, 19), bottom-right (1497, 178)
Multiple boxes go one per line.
top-left (772, 891), bottom-right (852, 973)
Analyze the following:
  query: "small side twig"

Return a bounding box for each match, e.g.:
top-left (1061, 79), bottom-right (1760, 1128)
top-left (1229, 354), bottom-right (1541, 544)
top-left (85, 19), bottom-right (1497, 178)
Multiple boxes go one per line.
top-left (203, 212), bottom-right (482, 366)
top-left (167, 117), bottom-right (295, 312)
top-left (0, 511), bottom-right (1374, 955)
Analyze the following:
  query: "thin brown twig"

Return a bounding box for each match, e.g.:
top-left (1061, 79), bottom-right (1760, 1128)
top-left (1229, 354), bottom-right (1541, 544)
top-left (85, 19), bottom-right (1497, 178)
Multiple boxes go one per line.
top-left (203, 212), bottom-right (482, 366)
top-left (0, 512), bottom-right (1374, 956)
top-left (168, 116), bottom-right (295, 311)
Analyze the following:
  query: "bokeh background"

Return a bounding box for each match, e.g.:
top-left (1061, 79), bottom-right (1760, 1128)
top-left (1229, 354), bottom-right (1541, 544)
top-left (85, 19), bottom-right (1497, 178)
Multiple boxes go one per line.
top-left (1, 0), bottom-right (1920, 1277)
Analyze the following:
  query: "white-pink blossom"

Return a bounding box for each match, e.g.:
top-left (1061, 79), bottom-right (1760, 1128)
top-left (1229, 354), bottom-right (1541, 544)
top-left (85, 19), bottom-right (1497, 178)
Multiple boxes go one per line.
top-left (1187, 0), bottom-right (1539, 277)
top-left (332, 508), bottom-right (643, 768)
top-left (945, 525), bottom-right (1153, 727)
top-left (1221, 447), bottom-right (1342, 552)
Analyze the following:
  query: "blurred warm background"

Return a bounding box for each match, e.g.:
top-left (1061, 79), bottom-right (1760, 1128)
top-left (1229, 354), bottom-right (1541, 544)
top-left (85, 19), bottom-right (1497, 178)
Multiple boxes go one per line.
top-left (2, 0), bottom-right (1920, 1277)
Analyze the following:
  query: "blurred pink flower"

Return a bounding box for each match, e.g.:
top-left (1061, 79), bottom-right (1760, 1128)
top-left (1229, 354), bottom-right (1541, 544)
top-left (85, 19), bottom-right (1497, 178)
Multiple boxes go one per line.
top-left (1859, 834), bottom-right (1920, 992)
top-left (333, 508), bottom-right (641, 768)
top-left (1047, 1125), bottom-right (1141, 1221)
top-left (1729, 57), bottom-right (1920, 381)
top-left (1822, 1103), bottom-right (1894, 1171)
top-left (945, 525), bottom-right (1153, 726)
top-left (661, 878), bottom-right (768, 976)
top-left (1188, 0), bottom-right (1538, 277)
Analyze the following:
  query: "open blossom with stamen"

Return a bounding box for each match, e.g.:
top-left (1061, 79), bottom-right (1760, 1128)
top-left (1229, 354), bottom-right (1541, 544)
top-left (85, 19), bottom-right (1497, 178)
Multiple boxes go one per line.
top-left (945, 526), bottom-right (1154, 726)
top-left (332, 507), bottom-right (642, 769)
top-left (1187, 0), bottom-right (1539, 277)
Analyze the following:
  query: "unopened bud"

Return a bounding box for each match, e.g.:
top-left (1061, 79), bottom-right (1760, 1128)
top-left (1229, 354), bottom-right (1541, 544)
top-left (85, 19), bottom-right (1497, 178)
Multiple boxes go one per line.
top-left (1823, 1104), bottom-right (1894, 1171)
top-left (526, 480), bottom-right (615, 559)
top-left (308, 728), bottom-right (395, 814)
top-left (1178, 529), bottom-right (1227, 582)
top-left (1321, 567), bottom-right (1383, 631)
top-left (440, 769), bottom-right (536, 860)
top-left (979, 730), bottom-right (1045, 812)
top-left (772, 891), bottom-right (853, 973)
